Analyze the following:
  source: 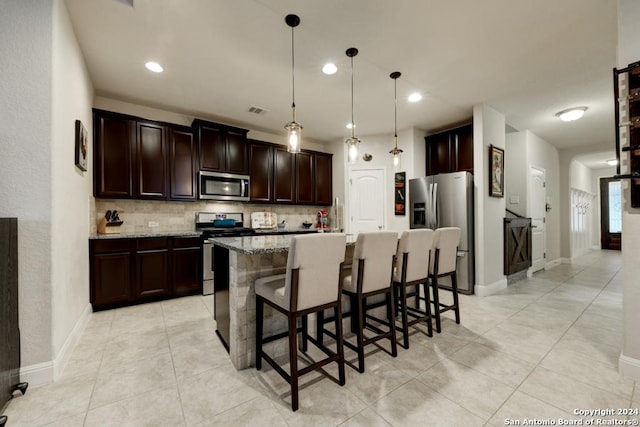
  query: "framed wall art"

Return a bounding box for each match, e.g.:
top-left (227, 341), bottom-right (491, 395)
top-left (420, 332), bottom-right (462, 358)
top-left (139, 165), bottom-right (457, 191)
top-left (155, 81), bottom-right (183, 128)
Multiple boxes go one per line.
top-left (489, 144), bottom-right (504, 197)
top-left (75, 120), bottom-right (88, 171)
top-left (394, 172), bottom-right (406, 216)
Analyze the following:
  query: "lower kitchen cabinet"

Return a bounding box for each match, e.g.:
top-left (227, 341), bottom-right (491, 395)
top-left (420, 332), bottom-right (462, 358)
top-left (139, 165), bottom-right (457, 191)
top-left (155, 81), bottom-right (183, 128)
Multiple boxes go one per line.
top-left (90, 236), bottom-right (202, 310)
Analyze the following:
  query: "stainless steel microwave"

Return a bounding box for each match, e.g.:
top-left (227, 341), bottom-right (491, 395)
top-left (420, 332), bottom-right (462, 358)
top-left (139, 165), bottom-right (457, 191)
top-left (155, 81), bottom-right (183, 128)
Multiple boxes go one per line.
top-left (198, 171), bottom-right (250, 201)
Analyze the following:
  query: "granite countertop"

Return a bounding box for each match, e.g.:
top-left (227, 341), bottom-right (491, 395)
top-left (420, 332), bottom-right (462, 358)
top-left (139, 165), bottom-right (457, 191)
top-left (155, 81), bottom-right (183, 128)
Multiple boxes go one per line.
top-left (90, 231), bottom-right (202, 240)
top-left (210, 233), bottom-right (356, 255)
top-left (253, 227), bottom-right (319, 235)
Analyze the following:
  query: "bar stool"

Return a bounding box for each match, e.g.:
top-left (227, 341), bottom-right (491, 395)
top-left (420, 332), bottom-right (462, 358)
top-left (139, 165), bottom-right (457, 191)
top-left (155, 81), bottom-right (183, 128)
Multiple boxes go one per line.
top-left (393, 229), bottom-right (434, 349)
top-left (255, 233), bottom-right (347, 412)
top-left (332, 232), bottom-right (398, 373)
top-left (429, 227), bottom-right (462, 333)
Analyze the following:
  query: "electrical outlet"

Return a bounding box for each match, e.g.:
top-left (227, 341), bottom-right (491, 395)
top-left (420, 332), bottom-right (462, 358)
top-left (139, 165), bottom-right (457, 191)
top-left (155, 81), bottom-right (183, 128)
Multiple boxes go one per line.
top-left (148, 221), bottom-right (159, 228)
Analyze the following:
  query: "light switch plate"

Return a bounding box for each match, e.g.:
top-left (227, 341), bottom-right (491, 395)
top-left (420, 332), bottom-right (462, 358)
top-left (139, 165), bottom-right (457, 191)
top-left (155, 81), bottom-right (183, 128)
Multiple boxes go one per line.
top-left (509, 195), bottom-right (520, 204)
top-left (148, 221), bottom-right (159, 228)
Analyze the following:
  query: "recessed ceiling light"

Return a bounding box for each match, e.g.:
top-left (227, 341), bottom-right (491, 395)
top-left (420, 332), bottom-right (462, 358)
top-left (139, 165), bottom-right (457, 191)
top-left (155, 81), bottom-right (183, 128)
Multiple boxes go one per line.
top-left (346, 123), bottom-right (356, 129)
top-left (322, 63), bottom-right (337, 75)
top-left (606, 159), bottom-right (618, 166)
top-left (145, 61), bottom-right (164, 73)
top-left (408, 92), bottom-right (422, 103)
top-left (556, 107), bottom-right (587, 122)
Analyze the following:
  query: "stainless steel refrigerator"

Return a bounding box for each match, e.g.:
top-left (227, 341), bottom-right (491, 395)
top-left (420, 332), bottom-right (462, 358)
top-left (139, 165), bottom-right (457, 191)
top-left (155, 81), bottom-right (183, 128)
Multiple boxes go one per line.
top-left (409, 171), bottom-right (475, 294)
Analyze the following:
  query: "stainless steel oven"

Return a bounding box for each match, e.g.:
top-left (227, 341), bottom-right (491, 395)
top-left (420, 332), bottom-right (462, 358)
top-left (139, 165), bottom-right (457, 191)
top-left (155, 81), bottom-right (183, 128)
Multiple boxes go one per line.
top-left (198, 171), bottom-right (250, 201)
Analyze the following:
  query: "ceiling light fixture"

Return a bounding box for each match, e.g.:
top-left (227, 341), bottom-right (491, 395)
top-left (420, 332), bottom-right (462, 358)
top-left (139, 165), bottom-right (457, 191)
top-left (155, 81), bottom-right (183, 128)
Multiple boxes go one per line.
top-left (389, 71), bottom-right (403, 169)
top-left (408, 92), bottom-right (422, 103)
top-left (145, 61), bottom-right (163, 73)
top-left (606, 159), bottom-right (618, 166)
top-left (346, 123), bottom-right (355, 129)
top-left (322, 63), bottom-right (337, 75)
top-left (556, 107), bottom-right (588, 122)
top-left (345, 47), bottom-right (360, 164)
top-left (284, 14), bottom-right (302, 154)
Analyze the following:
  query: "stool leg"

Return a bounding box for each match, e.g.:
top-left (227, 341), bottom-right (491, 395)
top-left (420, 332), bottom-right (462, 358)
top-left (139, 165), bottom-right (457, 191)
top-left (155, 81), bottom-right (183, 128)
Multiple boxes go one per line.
top-left (451, 273), bottom-right (461, 324)
top-left (431, 277), bottom-right (442, 333)
top-left (334, 305), bottom-right (346, 386)
top-left (413, 284), bottom-right (420, 309)
top-left (301, 315), bottom-right (308, 352)
top-left (356, 295), bottom-right (365, 373)
top-left (399, 282), bottom-right (410, 349)
top-left (422, 281), bottom-right (433, 337)
top-left (316, 310), bottom-right (325, 346)
top-left (388, 287), bottom-right (398, 357)
top-left (288, 313), bottom-right (299, 411)
top-left (256, 296), bottom-right (264, 370)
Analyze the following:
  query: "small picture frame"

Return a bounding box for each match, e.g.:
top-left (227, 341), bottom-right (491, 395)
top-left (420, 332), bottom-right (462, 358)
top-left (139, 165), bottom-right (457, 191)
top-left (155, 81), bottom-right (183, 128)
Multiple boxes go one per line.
top-left (394, 172), bottom-right (406, 216)
top-left (75, 120), bottom-right (88, 171)
top-left (489, 144), bottom-right (504, 198)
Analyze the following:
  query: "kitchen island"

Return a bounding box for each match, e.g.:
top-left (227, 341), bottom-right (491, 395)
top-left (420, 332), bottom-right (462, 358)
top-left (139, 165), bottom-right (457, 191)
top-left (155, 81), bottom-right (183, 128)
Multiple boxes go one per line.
top-left (211, 233), bottom-right (355, 369)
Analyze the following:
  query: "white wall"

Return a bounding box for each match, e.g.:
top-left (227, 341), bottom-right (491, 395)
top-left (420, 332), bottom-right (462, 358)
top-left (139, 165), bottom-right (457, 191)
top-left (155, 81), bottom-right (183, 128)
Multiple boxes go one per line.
top-left (618, 0), bottom-right (640, 380)
top-left (0, 1), bottom-right (54, 372)
top-left (505, 131), bottom-right (528, 216)
top-left (570, 160), bottom-right (593, 193)
top-left (50, 0), bottom-right (94, 376)
top-left (473, 104), bottom-right (507, 295)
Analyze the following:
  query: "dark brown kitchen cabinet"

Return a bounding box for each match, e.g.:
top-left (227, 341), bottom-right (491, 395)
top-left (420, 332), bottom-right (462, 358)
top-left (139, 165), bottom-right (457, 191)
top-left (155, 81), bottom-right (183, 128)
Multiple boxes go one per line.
top-left (193, 119), bottom-right (249, 175)
top-left (314, 152), bottom-right (333, 205)
top-left (425, 123), bottom-right (473, 175)
top-left (94, 112), bottom-right (135, 198)
top-left (90, 239), bottom-right (133, 308)
top-left (295, 151), bottom-right (314, 204)
top-left (137, 121), bottom-right (167, 199)
top-left (169, 126), bottom-right (197, 201)
top-left (273, 146), bottom-right (296, 203)
top-left (248, 141), bottom-right (273, 202)
top-left (172, 237), bottom-right (202, 296)
top-left (90, 236), bottom-right (202, 310)
top-left (135, 238), bottom-right (170, 300)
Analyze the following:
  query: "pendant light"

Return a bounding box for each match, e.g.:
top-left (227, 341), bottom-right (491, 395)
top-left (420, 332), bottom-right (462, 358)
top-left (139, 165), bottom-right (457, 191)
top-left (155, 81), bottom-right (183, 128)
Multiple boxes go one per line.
top-left (284, 14), bottom-right (302, 153)
top-left (389, 71), bottom-right (403, 168)
top-left (345, 47), bottom-right (360, 164)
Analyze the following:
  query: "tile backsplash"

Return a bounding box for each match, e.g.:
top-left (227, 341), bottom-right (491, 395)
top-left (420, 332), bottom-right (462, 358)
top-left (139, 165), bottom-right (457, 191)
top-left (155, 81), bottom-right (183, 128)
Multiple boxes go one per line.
top-left (94, 199), bottom-right (332, 234)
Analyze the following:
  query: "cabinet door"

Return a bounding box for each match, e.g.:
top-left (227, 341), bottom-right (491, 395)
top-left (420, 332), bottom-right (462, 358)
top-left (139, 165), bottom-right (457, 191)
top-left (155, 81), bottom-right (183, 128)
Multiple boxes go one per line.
top-left (249, 142), bottom-right (273, 202)
top-left (91, 252), bottom-right (132, 307)
top-left (199, 126), bottom-right (225, 172)
top-left (172, 246), bottom-right (202, 296)
top-left (136, 249), bottom-right (170, 299)
top-left (169, 127), bottom-right (197, 201)
top-left (225, 130), bottom-right (248, 174)
top-left (94, 114), bottom-right (134, 198)
top-left (273, 146), bottom-right (295, 203)
top-left (453, 124), bottom-right (473, 173)
top-left (314, 153), bottom-right (333, 206)
top-left (433, 132), bottom-right (452, 174)
top-left (296, 151), bottom-right (314, 204)
top-left (137, 121), bottom-right (167, 199)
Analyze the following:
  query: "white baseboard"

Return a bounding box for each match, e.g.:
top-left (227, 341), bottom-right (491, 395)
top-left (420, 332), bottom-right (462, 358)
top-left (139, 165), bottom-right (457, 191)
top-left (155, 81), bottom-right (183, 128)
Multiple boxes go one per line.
top-left (591, 245), bottom-right (600, 250)
top-left (545, 258), bottom-right (563, 269)
top-left (475, 277), bottom-right (507, 297)
top-left (20, 303), bottom-right (92, 387)
top-left (619, 352), bottom-right (640, 381)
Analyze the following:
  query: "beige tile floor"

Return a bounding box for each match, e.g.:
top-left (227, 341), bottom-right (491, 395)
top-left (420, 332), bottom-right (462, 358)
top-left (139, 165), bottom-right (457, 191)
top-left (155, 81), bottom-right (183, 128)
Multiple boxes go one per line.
top-left (3, 250), bottom-right (636, 426)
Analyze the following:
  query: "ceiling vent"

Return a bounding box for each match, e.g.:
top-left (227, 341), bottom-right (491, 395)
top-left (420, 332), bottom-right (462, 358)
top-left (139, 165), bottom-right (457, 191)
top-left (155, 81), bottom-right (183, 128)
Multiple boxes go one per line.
top-left (113, 0), bottom-right (134, 7)
top-left (248, 106), bottom-right (268, 115)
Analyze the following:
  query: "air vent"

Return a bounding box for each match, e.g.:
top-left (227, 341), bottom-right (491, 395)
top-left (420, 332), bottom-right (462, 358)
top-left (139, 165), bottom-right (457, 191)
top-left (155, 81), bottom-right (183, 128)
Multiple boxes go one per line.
top-left (113, 0), bottom-right (134, 6)
top-left (248, 106), bottom-right (268, 115)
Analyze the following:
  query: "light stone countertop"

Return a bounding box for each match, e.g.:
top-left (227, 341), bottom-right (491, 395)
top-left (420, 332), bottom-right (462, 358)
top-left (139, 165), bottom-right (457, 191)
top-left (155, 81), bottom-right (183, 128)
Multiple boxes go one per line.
top-left (210, 233), bottom-right (356, 255)
top-left (89, 231), bottom-right (202, 240)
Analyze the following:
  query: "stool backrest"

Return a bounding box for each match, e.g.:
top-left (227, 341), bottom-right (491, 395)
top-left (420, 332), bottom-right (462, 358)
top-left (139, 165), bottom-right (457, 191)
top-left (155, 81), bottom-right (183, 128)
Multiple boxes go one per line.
top-left (430, 227), bottom-right (461, 275)
top-left (352, 232), bottom-right (398, 293)
top-left (394, 229), bottom-right (434, 283)
top-left (285, 233), bottom-right (347, 311)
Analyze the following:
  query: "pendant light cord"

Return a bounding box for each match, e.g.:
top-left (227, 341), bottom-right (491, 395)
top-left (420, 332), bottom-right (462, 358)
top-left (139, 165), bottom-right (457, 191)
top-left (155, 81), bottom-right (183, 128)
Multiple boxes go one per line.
top-left (291, 25), bottom-right (296, 121)
top-left (350, 55), bottom-right (355, 138)
top-left (394, 77), bottom-right (398, 144)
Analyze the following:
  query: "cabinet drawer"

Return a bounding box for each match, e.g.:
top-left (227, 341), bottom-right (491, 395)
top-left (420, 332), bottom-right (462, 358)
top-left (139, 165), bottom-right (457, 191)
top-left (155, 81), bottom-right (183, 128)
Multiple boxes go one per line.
top-left (173, 236), bottom-right (201, 249)
top-left (136, 237), bottom-right (168, 251)
top-left (92, 239), bottom-right (132, 254)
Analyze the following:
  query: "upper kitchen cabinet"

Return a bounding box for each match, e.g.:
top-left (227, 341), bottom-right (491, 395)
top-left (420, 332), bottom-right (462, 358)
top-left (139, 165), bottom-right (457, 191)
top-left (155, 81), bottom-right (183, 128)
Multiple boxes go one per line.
top-left (169, 126), bottom-right (197, 201)
top-left (193, 119), bottom-right (249, 175)
top-left (314, 152), bottom-right (333, 206)
top-left (273, 145), bottom-right (296, 204)
top-left (136, 121), bottom-right (168, 199)
top-left (94, 111), bottom-right (135, 198)
top-left (248, 140), bottom-right (273, 203)
top-left (295, 151), bottom-right (314, 204)
top-left (425, 123), bottom-right (473, 175)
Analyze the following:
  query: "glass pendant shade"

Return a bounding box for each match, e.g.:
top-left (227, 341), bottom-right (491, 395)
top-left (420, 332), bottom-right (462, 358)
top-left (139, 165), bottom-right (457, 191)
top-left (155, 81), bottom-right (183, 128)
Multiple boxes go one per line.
top-left (285, 120), bottom-right (301, 153)
top-left (346, 136), bottom-right (360, 164)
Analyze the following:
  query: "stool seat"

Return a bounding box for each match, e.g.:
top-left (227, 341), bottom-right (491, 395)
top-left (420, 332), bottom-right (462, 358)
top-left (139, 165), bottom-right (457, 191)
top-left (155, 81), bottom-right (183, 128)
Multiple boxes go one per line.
top-left (255, 274), bottom-right (286, 308)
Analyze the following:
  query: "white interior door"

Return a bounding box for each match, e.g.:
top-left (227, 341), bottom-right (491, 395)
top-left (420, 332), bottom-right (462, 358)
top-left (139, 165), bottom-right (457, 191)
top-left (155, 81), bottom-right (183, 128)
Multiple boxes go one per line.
top-left (349, 169), bottom-right (385, 234)
top-left (530, 166), bottom-right (546, 272)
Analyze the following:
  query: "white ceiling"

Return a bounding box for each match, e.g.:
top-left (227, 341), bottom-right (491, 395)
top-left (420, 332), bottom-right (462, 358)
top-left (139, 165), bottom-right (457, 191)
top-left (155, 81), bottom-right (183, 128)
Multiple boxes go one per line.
top-left (64, 0), bottom-right (618, 156)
